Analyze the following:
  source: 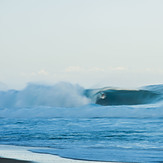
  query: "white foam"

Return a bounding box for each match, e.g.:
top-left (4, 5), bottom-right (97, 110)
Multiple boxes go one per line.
top-left (0, 82), bottom-right (90, 108)
top-left (0, 145), bottom-right (113, 163)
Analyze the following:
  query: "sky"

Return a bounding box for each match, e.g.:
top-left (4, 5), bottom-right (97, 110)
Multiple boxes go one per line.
top-left (0, 0), bottom-right (163, 90)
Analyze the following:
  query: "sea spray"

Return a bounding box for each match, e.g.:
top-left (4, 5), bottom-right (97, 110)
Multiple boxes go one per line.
top-left (0, 82), bottom-right (90, 108)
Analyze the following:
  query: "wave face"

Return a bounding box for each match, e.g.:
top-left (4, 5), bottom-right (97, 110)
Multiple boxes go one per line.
top-left (93, 89), bottom-right (161, 105)
top-left (85, 85), bottom-right (163, 106)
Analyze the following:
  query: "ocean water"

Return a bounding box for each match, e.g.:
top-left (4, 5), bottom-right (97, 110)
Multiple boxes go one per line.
top-left (0, 82), bottom-right (163, 162)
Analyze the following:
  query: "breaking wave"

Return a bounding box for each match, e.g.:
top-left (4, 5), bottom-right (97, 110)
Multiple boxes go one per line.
top-left (0, 82), bottom-right (163, 118)
top-left (87, 88), bottom-right (161, 106)
top-left (0, 82), bottom-right (90, 108)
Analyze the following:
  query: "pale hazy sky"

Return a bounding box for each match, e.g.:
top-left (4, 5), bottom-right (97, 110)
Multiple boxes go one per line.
top-left (0, 0), bottom-right (163, 89)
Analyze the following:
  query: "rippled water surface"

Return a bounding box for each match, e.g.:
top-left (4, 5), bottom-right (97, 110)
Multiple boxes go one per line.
top-left (1, 116), bottom-right (163, 162)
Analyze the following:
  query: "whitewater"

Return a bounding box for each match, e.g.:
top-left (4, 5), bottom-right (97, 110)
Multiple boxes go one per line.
top-left (0, 82), bottom-right (163, 162)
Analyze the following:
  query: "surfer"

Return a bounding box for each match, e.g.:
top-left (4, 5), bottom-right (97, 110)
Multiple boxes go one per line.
top-left (100, 92), bottom-right (106, 99)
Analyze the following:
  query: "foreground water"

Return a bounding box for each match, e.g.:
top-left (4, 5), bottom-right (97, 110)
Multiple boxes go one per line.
top-left (1, 116), bottom-right (163, 162)
top-left (0, 83), bottom-right (163, 162)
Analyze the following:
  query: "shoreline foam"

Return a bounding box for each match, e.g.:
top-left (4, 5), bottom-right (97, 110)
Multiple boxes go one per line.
top-left (0, 145), bottom-right (114, 163)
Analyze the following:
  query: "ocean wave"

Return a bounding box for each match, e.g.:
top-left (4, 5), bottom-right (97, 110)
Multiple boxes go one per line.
top-left (1, 82), bottom-right (163, 108)
top-left (89, 89), bottom-right (161, 106)
top-left (0, 82), bottom-right (163, 118)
